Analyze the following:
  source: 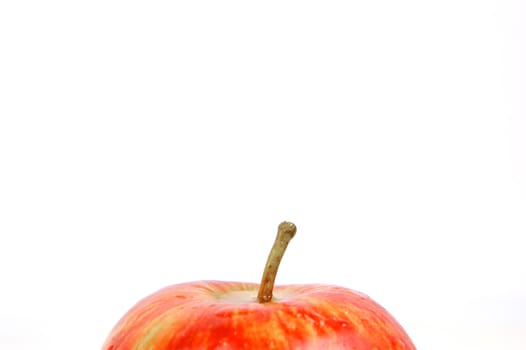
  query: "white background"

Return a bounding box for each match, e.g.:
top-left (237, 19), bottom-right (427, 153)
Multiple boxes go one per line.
top-left (1, 1), bottom-right (525, 349)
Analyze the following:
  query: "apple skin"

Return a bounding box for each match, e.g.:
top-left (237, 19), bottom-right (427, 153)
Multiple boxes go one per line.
top-left (102, 280), bottom-right (415, 350)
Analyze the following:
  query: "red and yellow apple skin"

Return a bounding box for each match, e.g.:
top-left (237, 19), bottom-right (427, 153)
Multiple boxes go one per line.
top-left (102, 280), bottom-right (415, 350)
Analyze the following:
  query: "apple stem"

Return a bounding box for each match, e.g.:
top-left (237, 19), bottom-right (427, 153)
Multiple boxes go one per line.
top-left (257, 221), bottom-right (297, 303)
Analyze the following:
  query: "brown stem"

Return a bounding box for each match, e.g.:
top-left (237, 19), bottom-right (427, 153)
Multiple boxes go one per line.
top-left (257, 221), bottom-right (297, 303)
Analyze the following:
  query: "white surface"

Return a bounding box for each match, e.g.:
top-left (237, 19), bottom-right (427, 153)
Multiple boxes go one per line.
top-left (1, 1), bottom-right (525, 349)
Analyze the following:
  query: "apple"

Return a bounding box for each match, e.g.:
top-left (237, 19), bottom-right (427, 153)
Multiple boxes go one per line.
top-left (102, 222), bottom-right (415, 349)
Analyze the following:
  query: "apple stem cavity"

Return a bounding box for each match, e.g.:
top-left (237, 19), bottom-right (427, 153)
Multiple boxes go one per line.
top-left (257, 221), bottom-right (297, 303)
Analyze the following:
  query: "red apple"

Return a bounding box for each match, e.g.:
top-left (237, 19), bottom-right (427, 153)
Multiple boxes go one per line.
top-left (102, 222), bottom-right (415, 349)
